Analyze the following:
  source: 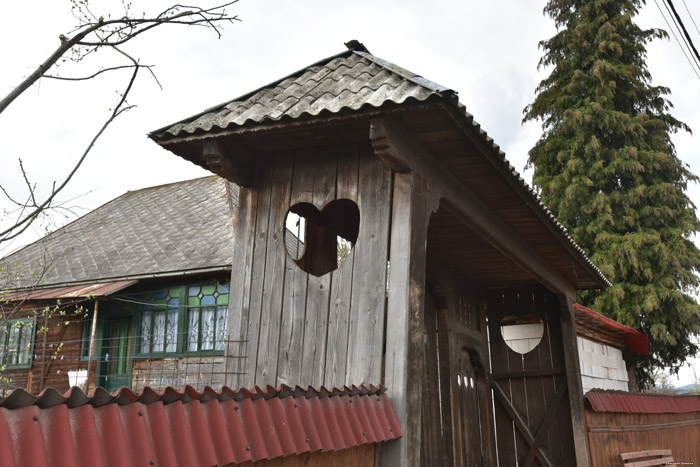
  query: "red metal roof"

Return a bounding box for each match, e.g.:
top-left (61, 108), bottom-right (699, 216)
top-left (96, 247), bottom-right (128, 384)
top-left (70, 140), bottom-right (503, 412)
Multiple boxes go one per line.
top-left (2, 280), bottom-right (137, 301)
top-left (586, 389), bottom-right (700, 414)
top-left (0, 384), bottom-right (401, 467)
top-left (573, 303), bottom-right (649, 355)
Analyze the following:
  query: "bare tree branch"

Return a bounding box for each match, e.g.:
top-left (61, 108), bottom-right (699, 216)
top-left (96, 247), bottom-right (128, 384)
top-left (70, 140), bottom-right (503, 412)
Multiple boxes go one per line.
top-left (0, 1), bottom-right (239, 245)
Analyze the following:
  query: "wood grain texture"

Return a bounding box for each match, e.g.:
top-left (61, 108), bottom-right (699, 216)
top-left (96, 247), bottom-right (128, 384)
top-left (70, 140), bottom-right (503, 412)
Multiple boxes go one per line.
top-left (226, 179), bottom-right (259, 389)
top-left (241, 159), bottom-right (275, 388)
top-left (324, 144), bottom-right (360, 387)
top-left (300, 149), bottom-right (337, 386)
top-left (381, 171), bottom-right (428, 467)
top-left (346, 144), bottom-right (392, 386)
top-left (277, 149), bottom-right (315, 386)
top-left (255, 153), bottom-right (293, 385)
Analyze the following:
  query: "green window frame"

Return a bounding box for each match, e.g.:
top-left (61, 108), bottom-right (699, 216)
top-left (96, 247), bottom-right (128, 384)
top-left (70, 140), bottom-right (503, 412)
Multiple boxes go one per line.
top-left (135, 282), bottom-right (228, 357)
top-left (186, 283), bottom-right (229, 353)
top-left (0, 318), bottom-right (36, 370)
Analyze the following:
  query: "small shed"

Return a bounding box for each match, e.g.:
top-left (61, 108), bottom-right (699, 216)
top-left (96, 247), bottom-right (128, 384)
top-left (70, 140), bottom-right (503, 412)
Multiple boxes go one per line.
top-left (149, 42), bottom-right (611, 466)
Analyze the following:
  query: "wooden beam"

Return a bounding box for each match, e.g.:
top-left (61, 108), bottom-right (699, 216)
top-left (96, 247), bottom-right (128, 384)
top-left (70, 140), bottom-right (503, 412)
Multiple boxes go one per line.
top-left (369, 116), bottom-right (577, 298)
top-left (439, 102), bottom-right (608, 290)
top-left (381, 171), bottom-right (429, 466)
top-left (559, 295), bottom-right (592, 467)
top-left (522, 380), bottom-right (568, 467)
top-left (202, 138), bottom-right (253, 187)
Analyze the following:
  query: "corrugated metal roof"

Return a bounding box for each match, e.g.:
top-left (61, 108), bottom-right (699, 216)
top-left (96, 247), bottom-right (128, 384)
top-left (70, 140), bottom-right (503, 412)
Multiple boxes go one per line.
top-left (149, 45), bottom-right (609, 289)
top-left (150, 50), bottom-right (443, 140)
top-left (2, 280), bottom-right (136, 301)
top-left (0, 384), bottom-right (400, 466)
top-left (573, 303), bottom-right (649, 355)
top-left (0, 177), bottom-right (237, 290)
top-left (586, 389), bottom-right (700, 414)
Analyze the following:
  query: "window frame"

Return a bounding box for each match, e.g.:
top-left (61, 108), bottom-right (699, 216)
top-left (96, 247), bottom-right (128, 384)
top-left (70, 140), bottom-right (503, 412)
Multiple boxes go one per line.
top-left (134, 282), bottom-right (228, 358)
top-left (1, 317), bottom-right (37, 370)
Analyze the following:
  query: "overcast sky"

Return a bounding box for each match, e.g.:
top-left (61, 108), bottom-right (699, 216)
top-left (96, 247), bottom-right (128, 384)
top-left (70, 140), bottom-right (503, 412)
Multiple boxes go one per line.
top-left (1, 0), bottom-right (699, 385)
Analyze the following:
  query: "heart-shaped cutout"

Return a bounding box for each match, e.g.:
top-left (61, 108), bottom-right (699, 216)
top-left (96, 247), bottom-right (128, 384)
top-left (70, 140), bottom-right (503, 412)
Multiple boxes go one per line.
top-left (284, 199), bottom-right (360, 276)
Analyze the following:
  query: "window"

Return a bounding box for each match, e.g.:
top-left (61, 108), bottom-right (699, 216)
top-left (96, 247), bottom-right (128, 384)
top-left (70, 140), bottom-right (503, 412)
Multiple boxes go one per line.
top-left (186, 283), bottom-right (229, 352)
top-left (139, 288), bottom-right (181, 354)
top-left (0, 318), bottom-right (36, 369)
top-left (135, 282), bottom-right (228, 356)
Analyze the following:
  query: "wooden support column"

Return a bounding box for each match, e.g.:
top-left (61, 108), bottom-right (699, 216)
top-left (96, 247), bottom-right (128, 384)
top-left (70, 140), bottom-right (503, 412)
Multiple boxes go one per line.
top-left (559, 294), bottom-right (591, 467)
top-left (382, 171), bottom-right (430, 466)
top-left (85, 300), bottom-right (99, 391)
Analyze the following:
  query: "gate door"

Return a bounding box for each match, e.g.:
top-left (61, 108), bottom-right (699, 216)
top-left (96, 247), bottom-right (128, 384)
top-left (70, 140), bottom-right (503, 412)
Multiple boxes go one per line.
top-left (487, 288), bottom-right (576, 467)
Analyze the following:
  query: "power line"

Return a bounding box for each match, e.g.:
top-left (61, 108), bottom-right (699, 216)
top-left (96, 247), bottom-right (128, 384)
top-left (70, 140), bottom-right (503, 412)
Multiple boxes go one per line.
top-left (681, 0), bottom-right (700, 37)
top-left (652, 0), bottom-right (700, 79)
top-left (665, 0), bottom-right (700, 67)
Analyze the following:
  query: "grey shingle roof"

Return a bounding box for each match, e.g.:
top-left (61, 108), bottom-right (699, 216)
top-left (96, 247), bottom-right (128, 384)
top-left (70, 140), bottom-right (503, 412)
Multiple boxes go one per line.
top-left (0, 177), bottom-right (237, 290)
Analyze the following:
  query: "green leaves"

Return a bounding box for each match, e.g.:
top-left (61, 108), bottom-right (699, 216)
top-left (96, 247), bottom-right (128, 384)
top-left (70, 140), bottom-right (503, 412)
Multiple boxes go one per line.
top-left (527, 0), bottom-right (700, 389)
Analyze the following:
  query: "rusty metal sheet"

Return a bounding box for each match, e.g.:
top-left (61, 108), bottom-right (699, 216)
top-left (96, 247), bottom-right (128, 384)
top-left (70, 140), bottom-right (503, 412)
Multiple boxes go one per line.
top-left (574, 303), bottom-right (649, 354)
top-left (3, 280), bottom-right (137, 301)
top-left (586, 389), bottom-right (700, 414)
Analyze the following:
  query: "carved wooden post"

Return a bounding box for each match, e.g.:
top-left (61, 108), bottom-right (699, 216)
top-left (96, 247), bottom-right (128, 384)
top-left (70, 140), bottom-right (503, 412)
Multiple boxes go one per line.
top-left (382, 171), bottom-right (429, 466)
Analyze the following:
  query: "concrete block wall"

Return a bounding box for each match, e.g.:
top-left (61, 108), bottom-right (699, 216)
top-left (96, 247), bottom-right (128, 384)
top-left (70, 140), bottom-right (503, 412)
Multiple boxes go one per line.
top-left (501, 323), bottom-right (544, 354)
top-left (577, 336), bottom-right (629, 393)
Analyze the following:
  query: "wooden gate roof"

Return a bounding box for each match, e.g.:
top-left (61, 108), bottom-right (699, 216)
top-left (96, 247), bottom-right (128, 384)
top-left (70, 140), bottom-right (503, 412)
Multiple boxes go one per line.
top-left (150, 42), bottom-right (610, 290)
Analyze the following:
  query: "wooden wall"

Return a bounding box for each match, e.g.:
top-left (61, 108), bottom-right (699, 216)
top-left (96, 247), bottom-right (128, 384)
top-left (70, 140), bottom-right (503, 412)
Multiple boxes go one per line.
top-left (226, 142), bottom-right (392, 389)
top-left (586, 410), bottom-right (700, 466)
top-left (1, 304), bottom-right (87, 395)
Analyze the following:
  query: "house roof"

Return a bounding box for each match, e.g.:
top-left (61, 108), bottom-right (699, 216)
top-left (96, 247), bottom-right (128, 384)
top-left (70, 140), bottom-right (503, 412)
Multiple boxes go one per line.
top-left (0, 384), bottom-right (401, 467)
top-left (586, 389), bottom-right (700, 414)
top-left (0, 177), bottom-right (237, 291)
top-left (574, 303), bottom-right (649, 355)
top-left (150, 43), bottom-right (609, 290)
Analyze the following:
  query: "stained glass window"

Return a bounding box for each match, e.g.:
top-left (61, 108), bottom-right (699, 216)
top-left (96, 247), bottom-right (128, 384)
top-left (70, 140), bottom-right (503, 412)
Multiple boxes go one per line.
top-left (137, 282), bottom-right (228, 355)
top-left (187, 283), bottom-right (228, 352)
top-left (138, 288), bottom-right (180, 354)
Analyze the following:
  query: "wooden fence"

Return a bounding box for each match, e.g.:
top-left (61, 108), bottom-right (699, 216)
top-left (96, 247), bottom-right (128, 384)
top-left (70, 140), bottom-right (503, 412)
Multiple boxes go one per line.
top-left (585, 409), bottom-right (700, 466)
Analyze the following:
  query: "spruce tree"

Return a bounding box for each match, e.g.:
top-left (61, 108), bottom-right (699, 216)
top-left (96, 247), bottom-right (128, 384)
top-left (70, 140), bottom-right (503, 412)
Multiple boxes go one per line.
top-left (524, 0), bottom-right (700, 388)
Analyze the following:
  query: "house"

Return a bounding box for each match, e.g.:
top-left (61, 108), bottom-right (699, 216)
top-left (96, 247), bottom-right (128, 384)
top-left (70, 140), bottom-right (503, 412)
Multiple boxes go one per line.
top-left (0, 176), bottom-right (237, 394)
top-left (1, 41), bottom-right (642, 466)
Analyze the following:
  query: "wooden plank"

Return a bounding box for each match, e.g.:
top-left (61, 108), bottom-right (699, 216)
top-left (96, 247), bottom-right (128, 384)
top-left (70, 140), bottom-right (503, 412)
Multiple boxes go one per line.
top-left (489, 375), bottom-right (555, 467)
top-left (380, 171), bottom-right (428, 467)
top-left (240, 159), bottom-right (274, 388)
top-left (277, 149), bottom-right (314, 386)
top-left (370, 116), bottom-right (580, 298)
top-left (226, 180), bottom-right (260, 389)
top-left (522, 378), bottom-right (568, 467)
top-left (346, 144), bottom-right (392, 385)
top-left (487, 290), bottom-right (517, 467)
top-left (503, 290), bottom-right (531, 464)
top-left (255, 153), bottom-right (293, 385)
top-left (300, 148), bottom-right (337, 386)
top-left (324, 144), bottom-right (359, 387)
top-left (559, 294), bottom-right (591, 467)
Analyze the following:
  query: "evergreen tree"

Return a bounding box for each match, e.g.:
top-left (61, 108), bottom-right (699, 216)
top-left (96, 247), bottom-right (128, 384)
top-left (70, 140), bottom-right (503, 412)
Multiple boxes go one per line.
top-left (524, 0), bottom-right (700, 388)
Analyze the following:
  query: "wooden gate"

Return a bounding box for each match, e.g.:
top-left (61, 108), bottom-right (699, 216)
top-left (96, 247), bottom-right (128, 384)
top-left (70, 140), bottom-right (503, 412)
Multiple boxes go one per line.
top-left (486, 288), bottom-right (576, 466)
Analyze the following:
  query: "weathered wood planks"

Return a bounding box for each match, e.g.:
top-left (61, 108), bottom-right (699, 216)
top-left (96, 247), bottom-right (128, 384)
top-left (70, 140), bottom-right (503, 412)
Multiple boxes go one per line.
top-left (226, 142), bottom-right (392, 391)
